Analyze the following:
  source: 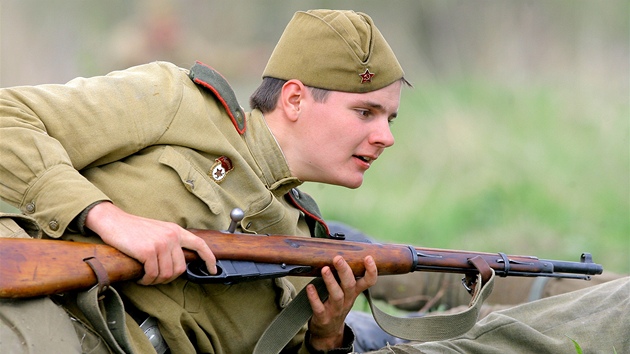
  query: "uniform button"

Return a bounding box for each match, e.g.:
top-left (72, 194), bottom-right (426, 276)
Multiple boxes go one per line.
top-left (291, 189), bottom-right (300, 199)
top-left (49, 220), bottom-right (59, 231)
top-left (25, 202), bottom-right (36, 214)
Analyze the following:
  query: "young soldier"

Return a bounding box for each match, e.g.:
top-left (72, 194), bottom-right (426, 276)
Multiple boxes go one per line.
top-left (3, 8), bottom-right (628, 354)
top-left (0, 9), bottom-right (405, 353)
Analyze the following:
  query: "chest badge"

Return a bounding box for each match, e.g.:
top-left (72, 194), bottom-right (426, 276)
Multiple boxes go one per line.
top-left (210, 156), bottom-right (234, 183)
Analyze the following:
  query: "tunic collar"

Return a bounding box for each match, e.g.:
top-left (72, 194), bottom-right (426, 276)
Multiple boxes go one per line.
top-left (245, 109), bottom-right (302, 196)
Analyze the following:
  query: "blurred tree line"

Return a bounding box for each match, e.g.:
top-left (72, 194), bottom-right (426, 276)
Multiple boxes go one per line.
top-left (1, 0), bottom-right (627, 97)
top-left (1, 0), bottom-right (628, 268)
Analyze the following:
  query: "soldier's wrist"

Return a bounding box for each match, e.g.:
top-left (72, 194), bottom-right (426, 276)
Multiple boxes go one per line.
top-left (305, 324), bottom-right (354, 354)
top-left (74, 200), bottom-right (108, 235)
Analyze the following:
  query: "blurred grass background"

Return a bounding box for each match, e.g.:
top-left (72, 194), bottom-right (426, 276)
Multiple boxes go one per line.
top-left (1, 0), bottom-right (628, 274)
top-left (302, 79), bottom-right (629, 273)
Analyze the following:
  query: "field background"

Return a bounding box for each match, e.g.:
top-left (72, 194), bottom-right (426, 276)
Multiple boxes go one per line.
top-left (1, 0), bottom-right (628, 274)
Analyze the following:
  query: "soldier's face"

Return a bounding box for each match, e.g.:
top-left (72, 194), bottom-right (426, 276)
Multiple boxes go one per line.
top-left (296, 81), bottom-right (401, 188)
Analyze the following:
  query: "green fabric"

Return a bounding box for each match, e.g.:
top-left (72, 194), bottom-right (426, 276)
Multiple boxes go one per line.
top-left (0, 212), bottom-right (41, 239)
top-left (0, 297), bottom-right (83, 353)
top-left (263, 10), bottom-right (404, 93)
top-left (366, 277), bottom-right (630, 354)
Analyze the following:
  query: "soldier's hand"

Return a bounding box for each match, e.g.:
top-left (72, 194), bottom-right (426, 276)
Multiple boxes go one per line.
top-left (85, 202), bottom-right (217, 285)
top-left (306, 255), bottom-right (378, 351)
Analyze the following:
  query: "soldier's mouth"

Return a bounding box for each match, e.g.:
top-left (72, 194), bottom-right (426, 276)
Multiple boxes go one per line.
top-left (354, 155), bottom-right (373, 164)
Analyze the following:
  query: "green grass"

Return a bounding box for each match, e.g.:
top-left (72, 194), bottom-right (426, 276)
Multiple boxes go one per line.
top-left (302, 79), bottom-right (629, 274)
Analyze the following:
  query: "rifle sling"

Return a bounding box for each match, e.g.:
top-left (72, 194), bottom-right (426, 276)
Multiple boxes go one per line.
top-left (254, 269), bottom-right (496, 352)
top-left (366, 270), bottom-right (495, 341)
top-left (465, 255), bottom-right (494, 294)
top-left (76, 285), bottom-right (135, 354)
top-left (252, 277), bottom-right (327, 353)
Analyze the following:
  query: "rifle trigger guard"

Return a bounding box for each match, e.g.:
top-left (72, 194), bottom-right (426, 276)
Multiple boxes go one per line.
top-left (83, 256), bottom-right (110, 295)
top-left (185, 259), bottom-right (313, 284)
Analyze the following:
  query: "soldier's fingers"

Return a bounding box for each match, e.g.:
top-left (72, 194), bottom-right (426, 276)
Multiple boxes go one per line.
top-left (139, 256), bottom-right (159, 285)
top-left (355, 256), bottom-right (378, 291)
top-left (330, 256), bottom-right (357, 294)
top-left (320, 259), bottom-right (347, 309)
top-left (180, 230), bottom-right (217, 275)
top-left (153, 247), bottom-right (176, 284)
top-left (167, 246), bottom-right (187, 282)
top-left (306, 279), bottom-right (327, 317)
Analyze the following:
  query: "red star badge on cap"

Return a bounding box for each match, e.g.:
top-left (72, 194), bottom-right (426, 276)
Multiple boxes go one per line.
top-left (359, 69), bottom-right (375, 83)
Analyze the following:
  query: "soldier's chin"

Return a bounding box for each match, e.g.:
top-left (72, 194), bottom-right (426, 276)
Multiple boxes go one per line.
top-left (339, 177), bottom-right (364, 189)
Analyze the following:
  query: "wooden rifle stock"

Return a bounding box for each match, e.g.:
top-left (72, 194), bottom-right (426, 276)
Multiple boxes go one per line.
top-left (0, 230), bottom-right (603, 298)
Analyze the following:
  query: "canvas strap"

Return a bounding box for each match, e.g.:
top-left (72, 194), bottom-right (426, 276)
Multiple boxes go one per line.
top-left (365, 270), bottom-right (495, 341)
top-left (76, 285), bottom-right (135, 354)
top-left (76, 257), bottom-right (135, 354)
top-left (254, 277), bottom-right (328, 354)
top-left (255, 269), bottom-right (495, 353)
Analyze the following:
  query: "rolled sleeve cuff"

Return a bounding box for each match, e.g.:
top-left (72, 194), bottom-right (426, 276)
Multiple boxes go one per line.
top-left (302, 324), bottom-right (355, 354)
top-left (22, 164), bottom-right (110, 237)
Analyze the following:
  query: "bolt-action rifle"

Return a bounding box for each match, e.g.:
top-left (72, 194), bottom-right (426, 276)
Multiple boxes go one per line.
top-left (0, 212), bottom-right (603, 299)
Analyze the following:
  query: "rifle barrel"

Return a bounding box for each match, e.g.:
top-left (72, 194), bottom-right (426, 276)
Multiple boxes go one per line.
top-left (542, 253), bottom-right (603, 276)
top-left (411, 248), bottom-right (603, 279)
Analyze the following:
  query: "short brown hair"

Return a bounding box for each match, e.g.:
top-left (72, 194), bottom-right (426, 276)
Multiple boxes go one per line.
top-left (249, 78), bottom-right (331, 113)
top-left (249, 77), bottom-right (411, 113)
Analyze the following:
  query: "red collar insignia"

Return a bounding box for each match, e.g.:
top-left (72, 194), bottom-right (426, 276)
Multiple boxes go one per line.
top-left (359, 69), bottom-right (375, 83)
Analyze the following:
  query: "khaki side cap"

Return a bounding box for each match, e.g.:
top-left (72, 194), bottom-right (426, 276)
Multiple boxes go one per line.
top-left (262, 10), bottom-right (404, 93)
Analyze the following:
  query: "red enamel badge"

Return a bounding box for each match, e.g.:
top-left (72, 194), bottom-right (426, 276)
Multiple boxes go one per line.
top-left (359, 69), bottom-right (375, 83)
top-left (210, 156), bottom-right (234, 183)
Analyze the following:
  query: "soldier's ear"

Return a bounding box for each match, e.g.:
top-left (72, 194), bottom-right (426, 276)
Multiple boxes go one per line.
top-left (280, 79), bottom-right (306, 122)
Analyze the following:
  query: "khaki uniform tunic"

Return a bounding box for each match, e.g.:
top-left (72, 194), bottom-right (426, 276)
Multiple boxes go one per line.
top-left (0, 61), bottom-right (314, 353)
